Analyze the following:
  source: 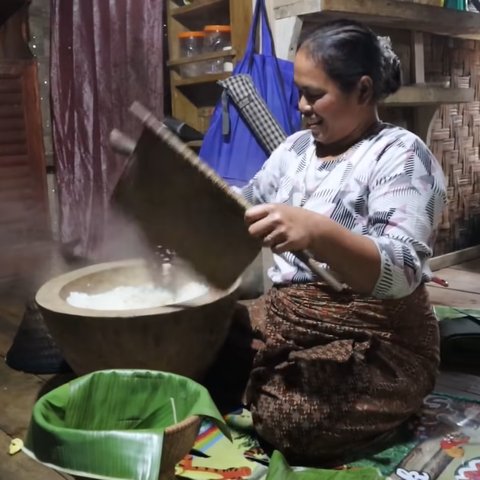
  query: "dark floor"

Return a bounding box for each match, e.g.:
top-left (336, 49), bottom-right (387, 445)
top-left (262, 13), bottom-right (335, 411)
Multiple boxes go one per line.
top-left (1, 251), bottom-right (480, 479)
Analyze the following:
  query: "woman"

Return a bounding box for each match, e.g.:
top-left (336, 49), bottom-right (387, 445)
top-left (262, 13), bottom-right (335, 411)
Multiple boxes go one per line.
top-left (237, 19), bottom-right (447, 464)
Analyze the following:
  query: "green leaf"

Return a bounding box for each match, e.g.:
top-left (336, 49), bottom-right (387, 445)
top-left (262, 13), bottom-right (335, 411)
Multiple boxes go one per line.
top-left (434, 305), bottom-right (480, 321)
top-left (23, 369), bottom-right (230, 480)
top-left (266, 451), bottom-right (385, 480)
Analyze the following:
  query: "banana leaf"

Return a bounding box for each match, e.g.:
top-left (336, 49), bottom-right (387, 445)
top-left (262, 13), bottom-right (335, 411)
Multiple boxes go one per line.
top-left (434, 305), bottom-right (480, 321)
top-left (266, 451), bottom-right (385, 480)
top-left (23, 369), bottom-right (230, 480)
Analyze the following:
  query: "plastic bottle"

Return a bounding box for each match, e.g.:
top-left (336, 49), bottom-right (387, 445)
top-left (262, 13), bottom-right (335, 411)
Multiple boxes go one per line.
top-left (178, 31), bottom-right (205, 77)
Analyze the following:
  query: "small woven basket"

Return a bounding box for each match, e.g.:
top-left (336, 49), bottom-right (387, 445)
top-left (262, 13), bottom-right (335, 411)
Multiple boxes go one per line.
top-left (160, 415), bottom-right (201, 480)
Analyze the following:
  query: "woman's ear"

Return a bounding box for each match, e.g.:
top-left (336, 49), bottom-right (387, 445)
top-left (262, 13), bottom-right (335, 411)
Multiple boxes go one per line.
top-left (357, 76), bottom-right (374, 105)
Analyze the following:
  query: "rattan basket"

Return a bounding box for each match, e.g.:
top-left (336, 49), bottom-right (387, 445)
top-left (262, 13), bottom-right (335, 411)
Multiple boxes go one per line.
top-left (160, 415), bottom-right (202, 480)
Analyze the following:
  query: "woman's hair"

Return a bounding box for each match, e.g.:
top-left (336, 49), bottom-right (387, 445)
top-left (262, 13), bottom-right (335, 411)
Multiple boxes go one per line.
top-left (298, 20), bottom-right (401, 101)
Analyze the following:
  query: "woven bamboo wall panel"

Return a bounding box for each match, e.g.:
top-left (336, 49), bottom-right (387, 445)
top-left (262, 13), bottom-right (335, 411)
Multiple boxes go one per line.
top-left (425, 35), bottom-right (480, 254)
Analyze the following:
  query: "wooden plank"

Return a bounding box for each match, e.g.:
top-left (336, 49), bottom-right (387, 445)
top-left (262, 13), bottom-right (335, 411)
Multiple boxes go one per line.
top-left (0, 361), bottom-right (74, 439)
top-left (169, 1), bottom-right (229, 31)
top-left (381, 86), bottom-right (474, 107)
top-left (0, 143), bottom-right (27, 155)
top-left (0, 78), bottom-right (21, 93)
top-left (0, 92), bottom-right (22, 104)
top-left (410, 31), bottom-right (425, 85)
top-left (170, 0), bottom-right (228, 21)
top-left (0, 130), bottom-right (26, 144)
top-left (0, 154), bottom-right (28, 166)
top-left (427, 284), bottom-right (480, 308)
top-left (0, 311), bottom-right (21, 356)
top-left (229, 0), bottom-right (252, 60)
top-left (167, 49), bottom-right (237, 67)
top-left (450, 257), bottom-right (480, 272)
top-left (428, 268), bottom-right (480, 294)
top-left (430, 245), bottom-right (480, 271)
top-left (0, 430), bottom-right (68, 480)
top-left (273, 0), bottom-right (480, 40)
top-left (174, 72), bottom-right (230, 87)
top-left (0, 118), bottom-right (23, 130)
top-left (0, 103), bottom-right (23, 118)
top-left (0, 362), bottom-right (47, 438)
top-left (0, 187), bottom-right (36, 201)
top-left (0, 164), bottom-right (30, 177)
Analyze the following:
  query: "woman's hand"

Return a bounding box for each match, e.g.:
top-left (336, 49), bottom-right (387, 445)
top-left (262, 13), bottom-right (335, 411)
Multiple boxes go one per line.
top-left (245, 203), bottom-right (325, 254)
top-left (245, 203), bottom-right (381, 294)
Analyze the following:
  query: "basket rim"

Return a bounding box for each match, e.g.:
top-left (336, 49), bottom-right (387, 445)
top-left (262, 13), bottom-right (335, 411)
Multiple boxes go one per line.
top-left (164, 414), bottom-right (201, 435)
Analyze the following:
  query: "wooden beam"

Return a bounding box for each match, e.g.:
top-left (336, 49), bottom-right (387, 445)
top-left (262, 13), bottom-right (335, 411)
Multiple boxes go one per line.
top-left (273, 0), bottom-right (480, 40)
top-left (430, 245), bottom-right (480, 271)
top-left (411, 31), bottom-right (425, 85)
top-left (381, 86), bottom-right (474, 106)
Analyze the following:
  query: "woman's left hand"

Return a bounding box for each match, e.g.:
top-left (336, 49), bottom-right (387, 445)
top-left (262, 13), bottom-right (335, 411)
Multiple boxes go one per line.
top-left (245, 203), bottom-right (324, 254)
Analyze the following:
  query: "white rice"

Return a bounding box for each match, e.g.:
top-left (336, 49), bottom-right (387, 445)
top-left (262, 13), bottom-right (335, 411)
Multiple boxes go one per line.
top-left (66, 281), bottom-right (208, 310)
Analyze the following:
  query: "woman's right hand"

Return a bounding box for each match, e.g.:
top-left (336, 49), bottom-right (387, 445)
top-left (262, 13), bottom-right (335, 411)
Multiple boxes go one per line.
top-left (245, 203), bottom-right (322, 254)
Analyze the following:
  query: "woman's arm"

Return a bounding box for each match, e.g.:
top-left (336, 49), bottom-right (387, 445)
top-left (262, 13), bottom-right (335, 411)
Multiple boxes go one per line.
top-left (246, 137), bottom-right (447, 298)
top-left (245, 204), bottom-right (380, 293)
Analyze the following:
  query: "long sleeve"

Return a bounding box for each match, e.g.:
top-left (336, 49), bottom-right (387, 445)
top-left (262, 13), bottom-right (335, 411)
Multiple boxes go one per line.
top-left (367, 138), bottom-right (447, 299)
top-left (240, 137), bottom-right (296, 205)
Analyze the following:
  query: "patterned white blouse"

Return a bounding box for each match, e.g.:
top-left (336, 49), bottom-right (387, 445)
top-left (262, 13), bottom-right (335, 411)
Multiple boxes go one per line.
top-left (241, 124), bottom-right (447, 299)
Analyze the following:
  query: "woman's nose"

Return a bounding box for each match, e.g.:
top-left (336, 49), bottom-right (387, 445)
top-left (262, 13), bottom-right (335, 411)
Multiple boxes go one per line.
top-left (298, 95), bottom-right (312, 115)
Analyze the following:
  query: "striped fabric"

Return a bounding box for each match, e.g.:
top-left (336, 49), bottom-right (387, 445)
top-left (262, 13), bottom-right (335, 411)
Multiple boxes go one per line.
top-left (218, 74), bottom-right (287, 154)
top-left (241, 124), bottom-right (447, 299)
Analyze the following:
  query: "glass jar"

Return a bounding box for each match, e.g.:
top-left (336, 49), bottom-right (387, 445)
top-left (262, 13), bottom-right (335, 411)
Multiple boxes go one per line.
top-left (203, 25), bottom-right (232, 74)
top-left (178, 31), bottom-right (205, 77)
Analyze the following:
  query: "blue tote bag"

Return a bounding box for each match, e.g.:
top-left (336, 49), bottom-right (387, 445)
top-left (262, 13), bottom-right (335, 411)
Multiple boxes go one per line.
top-left (199, 0), bottom-right (301, 187)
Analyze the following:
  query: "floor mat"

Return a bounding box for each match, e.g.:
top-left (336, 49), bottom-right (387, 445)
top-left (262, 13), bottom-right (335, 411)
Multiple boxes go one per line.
top-left (175, 392), bottom-right (480, 480)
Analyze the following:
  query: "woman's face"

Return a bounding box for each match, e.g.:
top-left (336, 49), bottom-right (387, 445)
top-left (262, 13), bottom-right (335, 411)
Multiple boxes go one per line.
top-left (294, 47), bottom-right (367, 146)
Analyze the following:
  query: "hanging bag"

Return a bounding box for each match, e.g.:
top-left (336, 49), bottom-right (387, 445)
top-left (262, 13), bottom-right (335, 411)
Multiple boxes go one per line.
top-left (199, 0), bottom-right (301, 187)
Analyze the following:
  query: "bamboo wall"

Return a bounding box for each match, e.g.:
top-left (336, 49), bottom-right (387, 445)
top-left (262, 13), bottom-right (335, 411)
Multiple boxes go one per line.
top-left (425, 35), bottom-right (480, 254)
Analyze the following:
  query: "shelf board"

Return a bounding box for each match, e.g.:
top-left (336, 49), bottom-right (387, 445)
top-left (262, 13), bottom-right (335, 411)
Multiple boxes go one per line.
top-left (167, 49), bottom-right (236, 67)
top-left (274, 0), bottom-right (480, 40)
top-left (381, 85), bottom-right (474, 106)
top-left (174, 72), bottom-right (230, 87)
top-left (171, 0), bottom-right (228, 22)
top-left (1, 0), bottom-right (26, 27)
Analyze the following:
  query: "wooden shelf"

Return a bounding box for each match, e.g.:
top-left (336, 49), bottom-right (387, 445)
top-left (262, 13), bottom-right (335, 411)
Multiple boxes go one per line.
top-left (274, 0), bottom-right (480, 40)
top-left (381, 85), bottom-right (474, 106)
top-left (171, 0), bottom-right (228, 22)
top-left (167, 0), bottom-right (251, 134)
top-left (167, 49), bottom-right (236, 67)
top-left (174, 72), bottom-right (230, 87)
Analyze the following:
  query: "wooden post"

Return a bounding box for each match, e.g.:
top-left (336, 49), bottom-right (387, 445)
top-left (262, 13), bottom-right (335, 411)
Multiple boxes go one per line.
top-left (411, 31), bottom-right (425, 85)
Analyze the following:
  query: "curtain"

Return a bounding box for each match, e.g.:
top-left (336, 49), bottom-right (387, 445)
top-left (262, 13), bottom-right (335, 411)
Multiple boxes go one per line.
top-left (50, 0), bottom-right (164, 259)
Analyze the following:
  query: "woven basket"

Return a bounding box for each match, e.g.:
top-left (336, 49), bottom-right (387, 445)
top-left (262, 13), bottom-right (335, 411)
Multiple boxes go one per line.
top-left (5, 300), bottom-right (71, 374)
top-left (160, 415), bottom-right (201, 480)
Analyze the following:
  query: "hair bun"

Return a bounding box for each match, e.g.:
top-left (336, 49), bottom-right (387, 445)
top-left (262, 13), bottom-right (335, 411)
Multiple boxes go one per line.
top-left (378, 36), bottom-right (402, 98)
